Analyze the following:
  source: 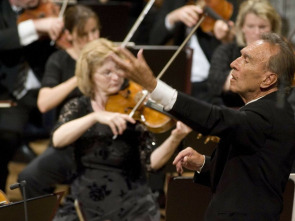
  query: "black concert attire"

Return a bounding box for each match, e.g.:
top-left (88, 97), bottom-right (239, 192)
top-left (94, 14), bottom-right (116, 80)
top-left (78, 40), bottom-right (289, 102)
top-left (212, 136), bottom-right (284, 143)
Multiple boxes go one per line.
top-left (52, 96), bottom-right (160, 221)
top-left (0, 0), bottom-right (56, 191)
top-left (18, 50), bottom-right (82, 197)
top-left (167, 89), bottom-right (295, 220)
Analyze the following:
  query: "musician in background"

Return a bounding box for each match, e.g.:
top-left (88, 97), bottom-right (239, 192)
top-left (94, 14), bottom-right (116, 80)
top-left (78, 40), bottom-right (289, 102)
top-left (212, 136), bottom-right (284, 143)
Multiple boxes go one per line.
top-left (18, 4), bottom-right (100, 198)
top-left (0, 0), bottom-right (63, 192)
top-left (149, 0), bottom-right (241, 101)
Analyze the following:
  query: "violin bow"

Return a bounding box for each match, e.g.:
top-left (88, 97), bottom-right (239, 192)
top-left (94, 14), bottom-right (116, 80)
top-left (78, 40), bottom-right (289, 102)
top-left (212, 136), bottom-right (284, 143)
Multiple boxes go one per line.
top-left (112, 0), bottom-right (155, 139)
top-left (50, 0), bottom-right (69, 46)
top-left (115, 0), bottom-right (155, 118)
top-left (121, 0), bottom-right (155, 48)
top-left (128, 15), bottom-right (207, 119)
top-left (58, 0), bottom-right (69, 18)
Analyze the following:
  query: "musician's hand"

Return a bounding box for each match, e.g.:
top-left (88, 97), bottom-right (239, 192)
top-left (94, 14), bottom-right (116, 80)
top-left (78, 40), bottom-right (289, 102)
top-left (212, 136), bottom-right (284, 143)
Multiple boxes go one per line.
top-left (33, 17), bottom-right (64, 41)
top-left (171, 121), bottom-right (192, 140)
top-left (173, 147), bottom-right (205, 174)
top-left (214, 20), bottom-right (235, 43)
top-left (167, 5), bottom-right (203, 28)
top-left (93, 111), bottom-right (136, 135)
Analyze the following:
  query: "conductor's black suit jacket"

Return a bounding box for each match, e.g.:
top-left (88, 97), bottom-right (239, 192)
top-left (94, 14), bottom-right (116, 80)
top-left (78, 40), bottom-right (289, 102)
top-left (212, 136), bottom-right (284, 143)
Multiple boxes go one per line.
top-left (170, 91), bottom-right (295, 221)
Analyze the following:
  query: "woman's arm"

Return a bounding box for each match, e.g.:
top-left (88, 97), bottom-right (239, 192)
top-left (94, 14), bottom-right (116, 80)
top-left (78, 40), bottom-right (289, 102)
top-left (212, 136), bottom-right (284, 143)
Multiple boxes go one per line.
top-left (38, 76), bottom-right (77, 113)
top-left (52, 112), bottom-right (97, 147)
top-left (52, 110), bottom-right (136, 148)
top-left (150, 121), bottom-right (192, 170)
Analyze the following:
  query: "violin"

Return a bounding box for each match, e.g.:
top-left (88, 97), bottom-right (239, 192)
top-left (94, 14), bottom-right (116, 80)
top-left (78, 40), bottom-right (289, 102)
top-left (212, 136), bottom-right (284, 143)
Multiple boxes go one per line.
top-left (0, 190), bottom-right (10, 206)
top-left (17, 0), bottom-right (60, 23)
top-left (189, 0), bottom-right (233, 33)
top-left (109, 0), bottom-right (175, 133)
top-left (106, 81), bottom-right (175, 133)
top-left (17, 0), bottom-right (72, 49)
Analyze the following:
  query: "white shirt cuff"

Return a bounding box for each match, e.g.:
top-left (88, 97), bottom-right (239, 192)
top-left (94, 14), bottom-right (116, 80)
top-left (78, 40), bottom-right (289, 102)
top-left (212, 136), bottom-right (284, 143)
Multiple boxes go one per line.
top-left (165, 15), bottom-right (175, 31)
top-left (196, 155), bottom-right (206, 174)
top-left (150, 80), bottom-right (177, 111)
top-left (18, 19), bottom-right (38, 46)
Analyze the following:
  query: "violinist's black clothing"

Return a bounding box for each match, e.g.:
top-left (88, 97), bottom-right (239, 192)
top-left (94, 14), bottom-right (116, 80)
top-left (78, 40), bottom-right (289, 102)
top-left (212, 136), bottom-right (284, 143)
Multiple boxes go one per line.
top-left (52, 96), bottom-right (160, 221)
top-left (0, 0), bottom-right (56, 191)
top-left (18, 50), bottom-right (82, 198)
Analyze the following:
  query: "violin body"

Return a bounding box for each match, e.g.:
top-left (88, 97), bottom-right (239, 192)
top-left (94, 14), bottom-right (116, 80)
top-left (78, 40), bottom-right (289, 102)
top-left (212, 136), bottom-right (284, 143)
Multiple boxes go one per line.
top-left (106, 81), bottom-right (175, 133)
top-left (189, 0), bottom-right (233, 33)
top-left (0, 190), bottom-right (10, 206)
top-left (201, 0), bottom-right (233, 33)
top-left (17, 0), bottom-right (60, 23)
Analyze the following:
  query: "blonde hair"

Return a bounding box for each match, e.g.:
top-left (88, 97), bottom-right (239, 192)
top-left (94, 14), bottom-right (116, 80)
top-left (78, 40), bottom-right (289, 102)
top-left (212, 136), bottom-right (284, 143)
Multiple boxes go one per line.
top-left (235, 0), bottom-right (281, 46)
top-left (75, 38), bottom-right (117, 98)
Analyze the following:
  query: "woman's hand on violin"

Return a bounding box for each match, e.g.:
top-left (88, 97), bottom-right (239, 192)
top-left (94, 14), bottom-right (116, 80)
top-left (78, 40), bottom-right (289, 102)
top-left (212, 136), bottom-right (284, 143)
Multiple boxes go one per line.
top-left (214, 20), bottom-right (235, 43)
top-left (171, 121), bottom-right (192, 141)
top-left (167, 5), bottom-right (203, 28)
top-left (33, 17), bottom-right (64, 41)
top-left (93, 111), bottom-right (136, 135)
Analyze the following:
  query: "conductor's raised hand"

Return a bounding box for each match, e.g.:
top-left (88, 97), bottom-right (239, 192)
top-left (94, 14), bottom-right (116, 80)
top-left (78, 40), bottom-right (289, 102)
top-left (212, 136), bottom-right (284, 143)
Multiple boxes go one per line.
top-left (109, 48), bottom-right (157, 92)
top-left (173, 147), bottom-right (205, 175)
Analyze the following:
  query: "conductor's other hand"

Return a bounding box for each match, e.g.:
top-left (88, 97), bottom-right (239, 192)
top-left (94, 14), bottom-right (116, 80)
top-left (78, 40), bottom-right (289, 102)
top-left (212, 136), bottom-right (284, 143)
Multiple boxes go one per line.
top-left (167, 5), bottom-right (203, 28)
top-left (109, 48), bottom-right (157, 92)
top-left (172, 147), bottom-right (205, 175)
top-left (33, 17), bottom-right (64, 41)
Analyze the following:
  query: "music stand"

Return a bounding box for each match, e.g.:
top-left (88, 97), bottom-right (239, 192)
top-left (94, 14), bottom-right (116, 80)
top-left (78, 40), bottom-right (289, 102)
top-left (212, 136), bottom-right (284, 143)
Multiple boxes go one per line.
top-left (0, 192), bottom-right (63, 221)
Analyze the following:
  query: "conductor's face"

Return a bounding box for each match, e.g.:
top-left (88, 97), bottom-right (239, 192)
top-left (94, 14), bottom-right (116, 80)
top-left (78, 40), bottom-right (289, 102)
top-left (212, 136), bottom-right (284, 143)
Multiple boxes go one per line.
top-left (229, 40), bottom-right (275, 101)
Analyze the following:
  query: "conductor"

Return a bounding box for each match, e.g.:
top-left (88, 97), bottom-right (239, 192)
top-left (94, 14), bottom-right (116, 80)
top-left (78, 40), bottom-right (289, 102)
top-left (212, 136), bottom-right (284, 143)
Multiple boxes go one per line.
top-left (109, 33), bottom-right (295, 220)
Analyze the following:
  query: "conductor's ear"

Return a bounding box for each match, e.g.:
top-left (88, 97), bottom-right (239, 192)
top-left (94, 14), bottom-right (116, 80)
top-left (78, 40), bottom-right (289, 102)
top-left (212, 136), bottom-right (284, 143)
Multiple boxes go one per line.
top-left (261, 72), bottom-right (278, 89)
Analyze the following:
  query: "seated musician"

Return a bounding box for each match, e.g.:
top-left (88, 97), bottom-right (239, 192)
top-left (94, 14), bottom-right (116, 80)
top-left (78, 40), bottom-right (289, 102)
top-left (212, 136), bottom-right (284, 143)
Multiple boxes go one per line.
top-left (51, 38), bottom-right (191, 221)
